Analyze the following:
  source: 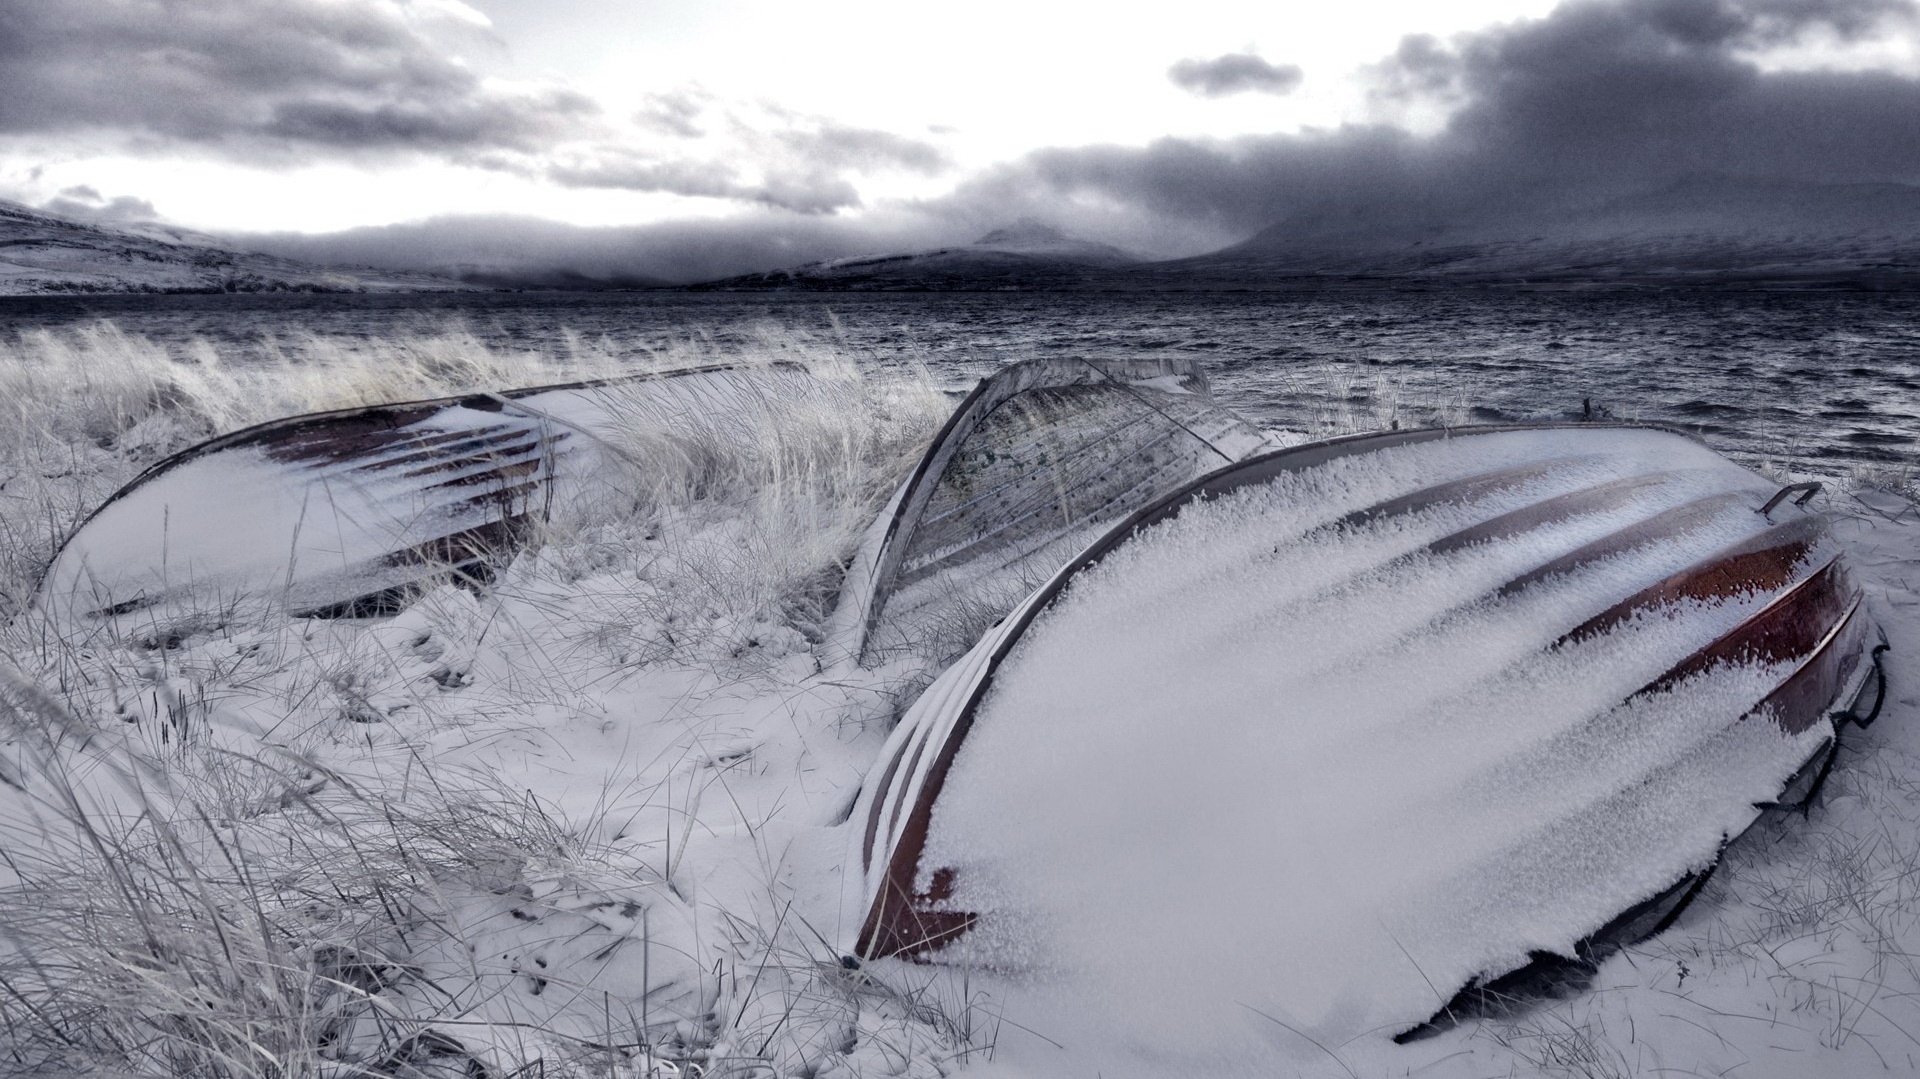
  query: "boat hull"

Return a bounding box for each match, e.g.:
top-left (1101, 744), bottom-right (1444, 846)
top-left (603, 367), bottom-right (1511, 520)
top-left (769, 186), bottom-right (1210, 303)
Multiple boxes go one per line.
top-left (841, 423), bottom-right (1888, 1038)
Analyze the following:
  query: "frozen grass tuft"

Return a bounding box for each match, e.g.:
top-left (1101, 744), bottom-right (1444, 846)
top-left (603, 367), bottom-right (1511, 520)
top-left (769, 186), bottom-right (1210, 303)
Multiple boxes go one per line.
top-left (537, 347), bottom-right (947, 664)
top-left (0, 664), bottom-right (626, 1078)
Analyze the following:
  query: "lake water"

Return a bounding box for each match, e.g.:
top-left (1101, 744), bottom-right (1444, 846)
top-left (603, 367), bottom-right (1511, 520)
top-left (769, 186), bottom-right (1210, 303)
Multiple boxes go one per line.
top-left (4, 289), bottom-right (1917, 479)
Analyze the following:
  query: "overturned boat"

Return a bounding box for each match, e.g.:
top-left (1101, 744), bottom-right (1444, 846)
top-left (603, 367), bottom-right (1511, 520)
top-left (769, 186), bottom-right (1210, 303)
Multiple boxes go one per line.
top-left (35, 363), bottom-right (817, 633)
top-left (831, 356), bottom-right (1270, 664)
top-left (841, 423), bottom-right (1887, 1041)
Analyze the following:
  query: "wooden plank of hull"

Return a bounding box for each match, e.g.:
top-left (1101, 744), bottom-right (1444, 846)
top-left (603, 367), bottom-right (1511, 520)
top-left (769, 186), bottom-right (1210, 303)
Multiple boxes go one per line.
top-left (1423, 471), bottom-right (1680, 555)
top-left (341, 428), bottom-right (540, 476)
top-left (1493, 491), bottom-right (1756, 598)
top-left (1328, 459), bottom-right (1585, 532)
top-left (844, 423), bottom-right (1884, 1014)
top-left (1633, 558), bottom-right (1853, 700)
top-left (1750, 597), bottom-right (1871, 735)
top-left (1557, 515), bottom-right (1827, 646)
top-left (35, 363), bottom-right (809, 630)
top-left (1273, 490), bottom-right (1771, 689)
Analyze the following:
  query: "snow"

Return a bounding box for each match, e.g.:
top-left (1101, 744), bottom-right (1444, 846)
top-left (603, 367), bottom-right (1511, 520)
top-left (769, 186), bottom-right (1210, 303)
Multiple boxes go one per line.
top-left (0, 197), bottom-right (465, 295)
top-left (2, 353), bottom-right (1916, 1078)
top-left (901, 428), bottom-right (1869, 1074)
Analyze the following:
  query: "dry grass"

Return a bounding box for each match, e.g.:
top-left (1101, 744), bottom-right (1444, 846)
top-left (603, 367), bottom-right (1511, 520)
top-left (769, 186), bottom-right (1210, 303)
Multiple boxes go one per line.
top-left (0, 321), bottom-right (968, 1078)
top-left (552, 350), bottom-right (947, 661)
top-left (0, 665), bottom-right (606, 1078)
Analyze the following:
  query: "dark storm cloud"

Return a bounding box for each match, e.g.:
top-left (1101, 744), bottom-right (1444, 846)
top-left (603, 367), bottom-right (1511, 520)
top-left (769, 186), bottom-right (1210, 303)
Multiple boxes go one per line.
top-left (0, 0), bottom-right (595, 159)
top-left (1432, 0), bottom-right (1920, 184)
top-left (1371, 35), bottom-right (1461, 102)
top-left (1167, 54), bottom-right (1306, 97)
top-left (979, 126), bottom-right (1429, 241)
top-left (229, 0), bottom-right (1920, 283)
top-left (961, 0), bottom-right (1920, 241)
top-left (263, 91), bottom-right (596, 152)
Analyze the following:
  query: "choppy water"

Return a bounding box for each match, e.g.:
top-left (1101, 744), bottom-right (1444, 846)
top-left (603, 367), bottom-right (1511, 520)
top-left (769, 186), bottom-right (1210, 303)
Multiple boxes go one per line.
top-left (4, 289), bottom-right (1917, 479)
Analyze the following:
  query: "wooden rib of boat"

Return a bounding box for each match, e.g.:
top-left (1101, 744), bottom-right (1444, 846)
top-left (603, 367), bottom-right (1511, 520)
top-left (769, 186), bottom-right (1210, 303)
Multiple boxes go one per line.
top-left (840, 423), bottom-right (1888, 1036)
top-left (831, 356), bottom-right (1268, 664)
top-left (36, 362), bottom-right (814, 633)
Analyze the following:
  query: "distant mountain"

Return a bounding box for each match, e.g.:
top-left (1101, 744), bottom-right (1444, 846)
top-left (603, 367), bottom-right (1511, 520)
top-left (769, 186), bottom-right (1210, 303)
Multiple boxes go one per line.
top-left (0, 199), bottom-right (471, 296)
top-left (688, 181), bottom-right (1920, 293)
top-left (691, 219), bottom-right (1137, 290)
top-left (1151, 176), bottom-right (1920, 290)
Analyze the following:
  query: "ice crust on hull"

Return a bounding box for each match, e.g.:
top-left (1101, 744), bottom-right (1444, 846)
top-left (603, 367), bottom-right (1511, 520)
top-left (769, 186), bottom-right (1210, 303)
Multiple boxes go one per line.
top-left (833, 356), bottom-right (1269, 664)
top-left (842, 424), bottom-right (1884, 1051)
top-left (35, 363), bottom-right (815, 633)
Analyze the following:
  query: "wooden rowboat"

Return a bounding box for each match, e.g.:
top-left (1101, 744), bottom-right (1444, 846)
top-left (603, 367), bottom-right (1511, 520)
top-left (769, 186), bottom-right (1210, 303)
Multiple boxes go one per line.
top-left (831, 357), bottom-right (1269, 664)
top-left (841, 423), bottom-right (1888, 1038)
top-left (36, 363), bottom-right (815, 634)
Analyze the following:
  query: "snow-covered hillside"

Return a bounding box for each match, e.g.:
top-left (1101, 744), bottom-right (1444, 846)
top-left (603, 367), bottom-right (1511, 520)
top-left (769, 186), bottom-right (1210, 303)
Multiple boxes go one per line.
top-left (699, 179), bottom-right (1920, 292)
top-left (695, 220), bottom-right (1136, 291)
top-left (0, 199), bottom-right (471, 296)
top-left (1162, 176), bottom-right (1920, 289)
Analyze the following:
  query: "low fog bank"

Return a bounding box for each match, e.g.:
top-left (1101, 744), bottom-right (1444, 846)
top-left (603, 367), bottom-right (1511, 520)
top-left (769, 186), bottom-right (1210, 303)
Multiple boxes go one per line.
top-left (239, 211), bottom-right (971, 289)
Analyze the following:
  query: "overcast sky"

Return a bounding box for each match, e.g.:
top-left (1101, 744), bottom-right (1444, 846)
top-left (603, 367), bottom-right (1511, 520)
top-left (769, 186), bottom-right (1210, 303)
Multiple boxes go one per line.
top-left (3, 0), bottom-right (1917, 280)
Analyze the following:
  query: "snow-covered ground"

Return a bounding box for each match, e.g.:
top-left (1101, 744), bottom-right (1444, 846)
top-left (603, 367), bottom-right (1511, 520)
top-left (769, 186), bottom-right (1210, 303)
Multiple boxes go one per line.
top-left (0, 324), bottom-right (1914, 1078)
top-left (0, 198), bottom-right (468, 295)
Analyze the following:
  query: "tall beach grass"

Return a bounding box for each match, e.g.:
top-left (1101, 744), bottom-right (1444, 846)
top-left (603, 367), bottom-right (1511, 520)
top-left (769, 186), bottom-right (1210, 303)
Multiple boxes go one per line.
top-left (0, 320), bottom-right (960, 1078)
top-left (0, 318), bottom-right (1914, 1079)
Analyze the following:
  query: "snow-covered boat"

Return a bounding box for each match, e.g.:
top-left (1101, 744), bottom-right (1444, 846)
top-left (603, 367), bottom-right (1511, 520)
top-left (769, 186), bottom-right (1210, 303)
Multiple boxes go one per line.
top-left (830, 357), bottom-right (1269, 663)
top-left (841, 423), bottom-right (1888, 1038)
top-left (35, 363), bottom-right (816, 633)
